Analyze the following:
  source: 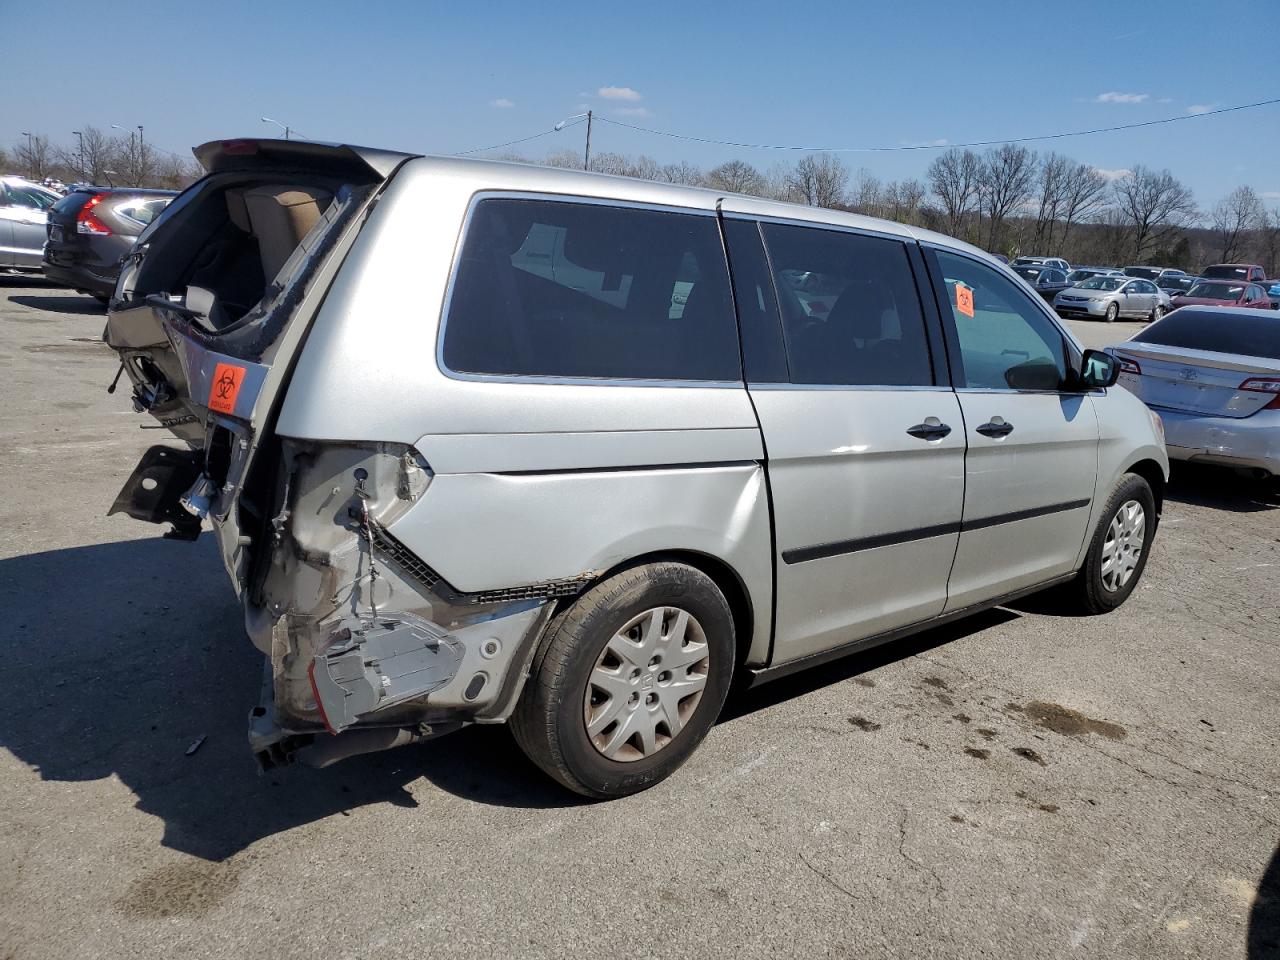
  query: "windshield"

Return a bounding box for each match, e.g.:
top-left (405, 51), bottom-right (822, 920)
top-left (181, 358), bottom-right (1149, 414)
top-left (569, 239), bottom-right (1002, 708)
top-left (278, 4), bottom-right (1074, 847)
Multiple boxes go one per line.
top-left (1079, 277), bottom-right (1124, 291)
top-left (1185, 282), bottom-right (1242, 301)
top-left (1201, 265), bottom-right (1249, 280)
top-left (1124, 267), bottom-right (1161, 280)
top-left (1067, 269), bottom-right (1101, 282)
top-left (1131, 309), bottom-right (1280, 358)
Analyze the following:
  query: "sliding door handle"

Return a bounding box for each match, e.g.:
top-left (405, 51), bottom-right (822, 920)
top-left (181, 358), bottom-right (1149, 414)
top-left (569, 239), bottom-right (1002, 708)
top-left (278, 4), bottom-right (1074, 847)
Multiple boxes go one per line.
top-left (906, 421), bottom-right (952, 441)
top-left (976, 419), bottom-right (1014, 438)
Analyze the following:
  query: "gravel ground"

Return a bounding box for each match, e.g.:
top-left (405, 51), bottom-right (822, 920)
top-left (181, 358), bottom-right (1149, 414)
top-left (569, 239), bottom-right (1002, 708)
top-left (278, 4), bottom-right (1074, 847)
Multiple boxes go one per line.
top-left (1, 282), bottom-right (1277, 960)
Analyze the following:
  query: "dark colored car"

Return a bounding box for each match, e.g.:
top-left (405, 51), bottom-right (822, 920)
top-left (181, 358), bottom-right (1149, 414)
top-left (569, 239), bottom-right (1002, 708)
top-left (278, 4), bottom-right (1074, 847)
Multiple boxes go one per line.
top-left (1171, 280), bottom-right (1273, 310)
top-left (1013, 263), bottom-right (1069, 300)
top-left (1157, 275), bottom-right (1196, 298)
top-left (1123, 265), bottom-right (1167, 281)
top-left (1200, 263), bottom-right (1267, 284)
top-left (42, 187), bottom-right (176, 301)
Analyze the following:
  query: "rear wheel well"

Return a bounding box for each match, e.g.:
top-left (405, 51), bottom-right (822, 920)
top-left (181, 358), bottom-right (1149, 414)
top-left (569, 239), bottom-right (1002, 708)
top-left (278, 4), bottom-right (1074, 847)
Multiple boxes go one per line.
top-left (1125, 459), bottom-right (1166, 515)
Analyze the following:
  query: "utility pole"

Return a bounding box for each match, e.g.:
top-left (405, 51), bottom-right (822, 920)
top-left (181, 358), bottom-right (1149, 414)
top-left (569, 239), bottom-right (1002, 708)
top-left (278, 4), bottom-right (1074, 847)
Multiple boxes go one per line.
top-left (73, 131), bottom-right (85, 180)
top-left (583, 110), bottom-right (593, 172)
top-left (137, 125), bottom-right (144, 154)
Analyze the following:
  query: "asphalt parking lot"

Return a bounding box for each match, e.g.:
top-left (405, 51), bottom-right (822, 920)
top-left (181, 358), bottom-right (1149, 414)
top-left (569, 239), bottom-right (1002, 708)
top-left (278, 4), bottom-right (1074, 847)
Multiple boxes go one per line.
top-left (0, 282), bottom-right (1277, 960)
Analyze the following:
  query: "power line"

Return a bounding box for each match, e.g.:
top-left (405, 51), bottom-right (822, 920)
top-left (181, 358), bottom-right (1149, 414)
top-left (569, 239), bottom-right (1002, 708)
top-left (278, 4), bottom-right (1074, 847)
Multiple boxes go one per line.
top-left (593, 96), bottom-right (1280, 154)
top-left (455, 118), bottom-right (584, 157)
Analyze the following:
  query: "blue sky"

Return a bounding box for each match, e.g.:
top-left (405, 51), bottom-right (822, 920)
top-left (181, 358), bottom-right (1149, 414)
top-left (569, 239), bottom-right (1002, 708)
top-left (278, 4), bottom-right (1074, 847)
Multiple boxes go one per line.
top-left (4, 0), bottom-right (1277, 205)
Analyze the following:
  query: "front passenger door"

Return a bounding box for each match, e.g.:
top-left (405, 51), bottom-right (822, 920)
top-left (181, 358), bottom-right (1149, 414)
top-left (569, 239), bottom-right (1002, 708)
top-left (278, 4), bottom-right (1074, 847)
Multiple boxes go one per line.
top-left (927, 248), bottom-right (1098, 610)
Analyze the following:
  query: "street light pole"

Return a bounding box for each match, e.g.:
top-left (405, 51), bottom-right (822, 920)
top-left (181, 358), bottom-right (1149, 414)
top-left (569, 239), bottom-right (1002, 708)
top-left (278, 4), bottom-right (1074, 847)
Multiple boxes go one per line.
top-left (73, 130), bottom-right (85, 180)
top-left (583, 110), bottom-right (593, 172)
top-left (19, 132), bottom-right (36, 178)
top-left (137, 125), bottom-right (144, 154)
top-left (261, 117), bottom-right (291, 140)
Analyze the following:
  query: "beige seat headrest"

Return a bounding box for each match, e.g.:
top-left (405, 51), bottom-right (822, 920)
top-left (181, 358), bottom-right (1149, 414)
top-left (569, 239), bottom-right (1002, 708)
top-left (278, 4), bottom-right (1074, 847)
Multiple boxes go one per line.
top-left (242, 185), bottom-right (333, 281)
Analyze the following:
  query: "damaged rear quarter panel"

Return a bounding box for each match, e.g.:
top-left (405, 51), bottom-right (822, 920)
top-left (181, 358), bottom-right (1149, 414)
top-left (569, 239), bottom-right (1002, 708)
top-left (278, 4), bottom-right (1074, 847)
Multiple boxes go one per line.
top-left (385, 462), bottom-right (774, 665)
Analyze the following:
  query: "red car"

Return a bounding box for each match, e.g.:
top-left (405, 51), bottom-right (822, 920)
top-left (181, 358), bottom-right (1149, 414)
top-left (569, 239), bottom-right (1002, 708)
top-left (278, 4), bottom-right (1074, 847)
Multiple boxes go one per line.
top-left (1200, 263), bottom-right (1267, 283)
top-left (1171, 280), bottom-right (1273, 310)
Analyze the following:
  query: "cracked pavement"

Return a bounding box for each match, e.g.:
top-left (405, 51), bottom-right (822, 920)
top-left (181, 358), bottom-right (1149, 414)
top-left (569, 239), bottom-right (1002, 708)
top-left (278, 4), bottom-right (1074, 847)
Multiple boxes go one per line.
top-left (0, 283), bottom-right (1277, 959)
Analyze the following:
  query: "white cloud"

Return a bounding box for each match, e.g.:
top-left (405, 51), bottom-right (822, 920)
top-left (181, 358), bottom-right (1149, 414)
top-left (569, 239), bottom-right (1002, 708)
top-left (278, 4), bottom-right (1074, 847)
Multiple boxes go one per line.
top-left (1187, 103), bottom-right (1216, 115)
top-left (1095, 92), bottom-right (1149, 104)
top-left (1093, 167), bottom-right (1133, 181)
top-left (489, 98), bottom-right (515, 109)
top-left (598, 85), bottom-right (643, 102)
top-left (614, 107), bottom-right (652, 118)
top-left (902, 137), bottom-right (949, 148)
top-left (1262, 191), bottom-right (1280, 201)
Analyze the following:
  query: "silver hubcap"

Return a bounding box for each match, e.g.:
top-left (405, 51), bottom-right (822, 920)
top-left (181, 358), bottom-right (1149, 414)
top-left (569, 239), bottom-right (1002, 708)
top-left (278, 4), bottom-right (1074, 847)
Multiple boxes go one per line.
top-left (583, 606), bottom-right (710, 762)
top-left (1101, 499), bottom-right (1146, 592)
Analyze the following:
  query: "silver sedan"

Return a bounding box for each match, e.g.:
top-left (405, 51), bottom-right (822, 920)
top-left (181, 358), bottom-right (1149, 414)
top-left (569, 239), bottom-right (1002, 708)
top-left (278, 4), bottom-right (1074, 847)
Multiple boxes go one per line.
top-left (1107, 306), bottom-right (1280, 479)
top-left (1054, 275), bottom-right (1172, 323)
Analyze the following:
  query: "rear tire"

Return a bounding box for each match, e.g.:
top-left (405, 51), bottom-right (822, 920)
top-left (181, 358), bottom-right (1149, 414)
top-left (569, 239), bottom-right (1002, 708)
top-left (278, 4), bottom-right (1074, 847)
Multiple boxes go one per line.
top-left (511, 562), bottom-right (735, 799)
top-left (1064, 474), bottom-right (1156, 614)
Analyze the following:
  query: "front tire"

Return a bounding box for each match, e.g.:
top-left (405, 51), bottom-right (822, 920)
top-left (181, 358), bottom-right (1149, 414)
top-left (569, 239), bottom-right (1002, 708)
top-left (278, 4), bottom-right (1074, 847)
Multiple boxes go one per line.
top-left (511, 562), bottom-right (735, 798)
top-left (1104, 302), bottom-right (1119, 323)
top-left (1150, 303), bottom-right (1165, 322)
top-left (1064, 474), bottom-right (1156, 614)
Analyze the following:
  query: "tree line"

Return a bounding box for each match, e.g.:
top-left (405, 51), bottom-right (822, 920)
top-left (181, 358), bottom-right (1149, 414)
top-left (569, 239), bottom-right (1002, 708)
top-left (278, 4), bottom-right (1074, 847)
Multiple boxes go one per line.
top-left (8, 128), bottom-right (1279, 274)
top-left (3, 126), bottom-right (202, 191)
top-left (510, 145), bottom-right (1280, 274)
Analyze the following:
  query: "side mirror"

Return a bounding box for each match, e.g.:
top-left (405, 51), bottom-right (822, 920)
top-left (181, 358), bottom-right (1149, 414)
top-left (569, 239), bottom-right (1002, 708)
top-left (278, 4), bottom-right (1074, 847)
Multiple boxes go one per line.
top-left (1080, 349), bottom-right (1120, 389)
top-left (1005, 359), bottom-right (1064, 390)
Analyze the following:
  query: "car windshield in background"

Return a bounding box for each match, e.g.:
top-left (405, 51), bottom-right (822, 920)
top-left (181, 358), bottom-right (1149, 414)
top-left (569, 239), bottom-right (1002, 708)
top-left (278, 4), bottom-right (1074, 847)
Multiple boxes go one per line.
top-left (1067, 270), bottom-right (1102, 282)
top-left (1131, 309), bottom-right (1280, 358)
top-left (1079, 277), bottom-right (1124, 291)
top-left (1202, 266), bottom-right (1249, 280)
top-left (1124, 267), bottom-right (1161, 280)
top-left (1014, 267), bottom-right (1043, 279)
top-left (1185, 282), bottom-right (1242, 300)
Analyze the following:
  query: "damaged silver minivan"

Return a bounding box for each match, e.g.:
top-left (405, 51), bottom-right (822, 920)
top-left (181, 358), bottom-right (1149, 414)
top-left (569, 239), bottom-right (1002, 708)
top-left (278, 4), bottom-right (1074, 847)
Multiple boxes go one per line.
top-left (106, 139), bottom-right (1168, 797)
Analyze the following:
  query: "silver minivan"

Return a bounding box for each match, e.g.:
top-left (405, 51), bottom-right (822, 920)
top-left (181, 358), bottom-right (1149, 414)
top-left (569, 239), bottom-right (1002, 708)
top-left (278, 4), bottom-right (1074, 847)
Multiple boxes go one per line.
top-left (106, 140), bottom-right (1169, 797)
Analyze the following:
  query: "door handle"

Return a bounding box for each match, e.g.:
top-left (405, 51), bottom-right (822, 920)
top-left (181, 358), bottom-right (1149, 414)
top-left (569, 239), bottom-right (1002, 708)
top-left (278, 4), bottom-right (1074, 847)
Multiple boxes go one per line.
top-left (976, 419), bottom-right (1014, 438)
top-left (906, 421), bottom-right (952, 441)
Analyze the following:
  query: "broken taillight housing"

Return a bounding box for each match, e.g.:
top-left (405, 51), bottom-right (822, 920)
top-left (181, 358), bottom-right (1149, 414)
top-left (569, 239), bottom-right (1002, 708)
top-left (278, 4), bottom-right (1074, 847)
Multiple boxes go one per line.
top-left (1116, 355), bottom-right (1141, 376)
top-left (76, 193), bottom-right (112, 236)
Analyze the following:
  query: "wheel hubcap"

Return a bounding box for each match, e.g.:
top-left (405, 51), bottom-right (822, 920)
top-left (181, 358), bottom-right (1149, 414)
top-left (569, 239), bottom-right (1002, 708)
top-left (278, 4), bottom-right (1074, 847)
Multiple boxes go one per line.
top-left (583, 606), bottom-right (709, 762)
top-left (1101, 499), bottom-right (1146, 592)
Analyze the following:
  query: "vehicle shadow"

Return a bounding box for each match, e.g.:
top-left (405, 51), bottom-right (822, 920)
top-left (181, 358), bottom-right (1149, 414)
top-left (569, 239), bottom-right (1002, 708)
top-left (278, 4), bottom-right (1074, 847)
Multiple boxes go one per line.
top-left (0, 534), bottom-right (572, 863)
top-left (1250, 842), bottom-right (1280, 959)
top-left (1165, 463), bottom-right (1278, 513)
top-left (9, 294), bottom-right (105, 315)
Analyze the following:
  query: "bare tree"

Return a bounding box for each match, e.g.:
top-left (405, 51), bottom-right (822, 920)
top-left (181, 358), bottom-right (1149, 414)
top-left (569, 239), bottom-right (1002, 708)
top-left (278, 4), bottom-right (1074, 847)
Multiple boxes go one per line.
top-left (1032, 152), bottom-right (1071, 251)
top-left (926, 148), bottom-right (980, 240)
top-left (542, 149), bottom-right (583, 169)
top-left (660, 160), bottom-right (704, 186)
top-left (886, 179), bottom-right (927, 225)
top-left (706, 159), bottom-right (765, 195)
top-left (789, 153), bottom-right (848, 208)
top-left (762, 162), bottom-right (802, 203)
top-left (976, 144), bottom-right (1037, 252)
top-left (1058, 162), bottom-right (1109, 253)
top-left (1209, 185), bottom-right (1264, 262)
top-left (1260, 207), bottom-right (1280, 278)
top-left (1112, 165), bottom-right (1197, 262)
top-left (15, 134), bottom-right (54, 180)
top-left (849, 169), bottom-right (885, 217)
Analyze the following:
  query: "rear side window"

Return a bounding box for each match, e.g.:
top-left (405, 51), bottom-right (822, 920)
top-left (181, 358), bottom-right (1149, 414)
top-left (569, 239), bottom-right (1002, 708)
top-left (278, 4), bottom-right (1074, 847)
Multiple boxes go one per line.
top-left (442, 198), bottom-right (740, 381)
top-left (1132, 309), bottom-right (1280, 358)
top-left (760, 224), bottom-right (933, 386)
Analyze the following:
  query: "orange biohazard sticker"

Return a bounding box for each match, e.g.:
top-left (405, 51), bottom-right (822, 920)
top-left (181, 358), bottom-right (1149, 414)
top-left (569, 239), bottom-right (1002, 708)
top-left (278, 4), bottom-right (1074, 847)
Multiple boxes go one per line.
top-left (955, 284), bottom-right (975, 318)
top-left (208, 362), bottom-right (246, 414)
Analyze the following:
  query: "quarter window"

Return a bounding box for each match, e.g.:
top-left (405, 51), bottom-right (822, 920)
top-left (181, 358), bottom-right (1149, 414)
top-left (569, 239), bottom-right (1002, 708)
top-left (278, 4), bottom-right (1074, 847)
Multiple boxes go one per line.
top-left (934, 249), bottom-right (1068, 391)
top-left (760, 224), bottom-right (933, 387)
top-left (443, 198), bottom-right (740, 381)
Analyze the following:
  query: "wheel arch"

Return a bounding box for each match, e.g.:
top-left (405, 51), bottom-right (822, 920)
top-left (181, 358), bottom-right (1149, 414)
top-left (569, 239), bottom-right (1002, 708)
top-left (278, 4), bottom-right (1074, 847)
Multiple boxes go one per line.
top-left (1124, 458), bottom-right (1166, 516)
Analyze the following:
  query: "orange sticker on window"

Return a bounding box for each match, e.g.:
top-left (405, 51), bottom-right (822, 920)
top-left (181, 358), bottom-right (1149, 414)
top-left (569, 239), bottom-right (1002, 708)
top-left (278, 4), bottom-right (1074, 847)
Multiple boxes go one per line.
top-left (208, 362), bottom-right (246, 414)
top-left (955, 284), bottom-right (975, 318)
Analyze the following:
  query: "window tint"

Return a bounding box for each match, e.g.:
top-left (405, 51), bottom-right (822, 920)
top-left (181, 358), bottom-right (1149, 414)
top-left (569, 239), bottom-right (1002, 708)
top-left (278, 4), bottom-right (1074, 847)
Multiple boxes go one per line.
top-left (934, 249), bottom-right (1068, 391)
top-left (722, 218), bottom-right (787, 383)
top-left (4, 185), bottom-right (57, 210)
top-left (1132, 309), bottom-right (1280, 357)
top-left (443, 198), bottom-right (740, 381)
top-left (760, 224), bottom-right (932, 386)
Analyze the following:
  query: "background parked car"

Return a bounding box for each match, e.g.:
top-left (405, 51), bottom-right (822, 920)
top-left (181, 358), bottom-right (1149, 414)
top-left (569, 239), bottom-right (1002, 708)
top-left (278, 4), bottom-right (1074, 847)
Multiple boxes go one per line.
top-left (1013, 256), bottom-right (1070, 273)
top-left (42, 187), bottom-right (175, 302)
top-left (1054, 275), bottom-right (1169, 322)
top-left (1066, 266), bottom-right (1121, 284)
top-left (1158, 274), bottom-right (1197, 298)
top-left (1171, 280), bottom-right (1272, 310)
top-left (1107, 306), bottom-right (1280, 483)
top-left (1123, 265), bottom-right (1167, 281)
top-left (1012, 263), bottom-right (1069, 300)
top-left (0, 176), bottom-right (61, 275)
top-left (1200, 263), bottom-right (1267, 284)
top-left (1266, 281), bottom-right (1280, 310)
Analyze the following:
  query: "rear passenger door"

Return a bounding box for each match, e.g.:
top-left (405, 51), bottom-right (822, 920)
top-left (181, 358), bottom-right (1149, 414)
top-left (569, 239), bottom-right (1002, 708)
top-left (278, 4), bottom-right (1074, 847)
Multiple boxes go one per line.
top-left (925, 248), bottom-right (1098, 610)
top-left (722, 216), bottom-right (965, 664)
